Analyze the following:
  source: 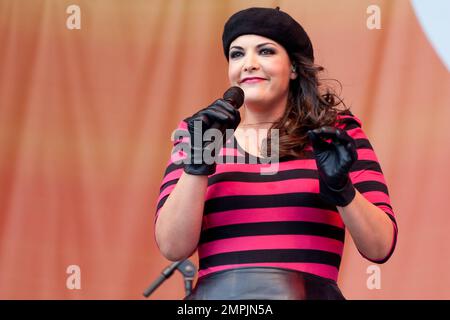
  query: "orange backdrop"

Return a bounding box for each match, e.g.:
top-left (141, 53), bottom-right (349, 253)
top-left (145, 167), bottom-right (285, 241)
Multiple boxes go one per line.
top-left (0, 0), bottom-right (449, 299)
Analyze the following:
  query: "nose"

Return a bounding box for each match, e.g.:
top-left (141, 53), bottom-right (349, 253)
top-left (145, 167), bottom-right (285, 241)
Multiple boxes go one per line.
top-left (243, 51), bottom-right (259, 72)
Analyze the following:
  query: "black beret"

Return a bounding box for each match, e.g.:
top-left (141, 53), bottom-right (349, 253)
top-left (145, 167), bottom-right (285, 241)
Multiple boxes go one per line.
top-left (222, 7), bottom-right (314, 62)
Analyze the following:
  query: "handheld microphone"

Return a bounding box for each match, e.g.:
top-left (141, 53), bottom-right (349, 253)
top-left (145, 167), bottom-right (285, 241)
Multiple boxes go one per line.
top-left (191, 86), bottom-right (244, 151)
top-left (200, 86), bottom-right (244, 152)
top-left (222, 86), bottom-right (244, 109)
top-left (187, 86), bottom-right (244, 169)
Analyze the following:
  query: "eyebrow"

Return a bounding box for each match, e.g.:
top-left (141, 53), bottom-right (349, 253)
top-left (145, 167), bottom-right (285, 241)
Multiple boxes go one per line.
top-left (229, 42), bottom-right (277, 51)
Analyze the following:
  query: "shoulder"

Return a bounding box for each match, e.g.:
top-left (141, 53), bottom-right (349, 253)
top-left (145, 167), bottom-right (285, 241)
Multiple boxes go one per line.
top-left (335, 110), bottom-right (375, 151)
top-left (336, 110), bottom-right (363, 131)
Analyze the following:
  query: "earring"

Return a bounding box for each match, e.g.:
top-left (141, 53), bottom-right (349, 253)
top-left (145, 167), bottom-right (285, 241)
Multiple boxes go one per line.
top-left (291, 65), bottom-right (296, 73)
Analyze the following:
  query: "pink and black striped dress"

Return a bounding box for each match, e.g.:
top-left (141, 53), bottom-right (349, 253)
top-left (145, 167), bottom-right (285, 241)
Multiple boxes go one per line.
top-left (155, 112), bottom-right (398, 282)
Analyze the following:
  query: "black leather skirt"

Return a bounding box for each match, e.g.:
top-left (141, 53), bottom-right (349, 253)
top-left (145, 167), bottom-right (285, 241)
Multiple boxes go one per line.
top-left (184, 267), bottom-right (345, 300)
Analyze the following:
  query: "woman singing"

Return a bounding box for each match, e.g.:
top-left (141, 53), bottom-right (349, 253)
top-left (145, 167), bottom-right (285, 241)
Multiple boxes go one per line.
top-left (154, 7), bottom-right (397, 300)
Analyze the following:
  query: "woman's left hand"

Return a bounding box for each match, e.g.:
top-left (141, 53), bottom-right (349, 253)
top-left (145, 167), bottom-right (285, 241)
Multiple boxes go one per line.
top-left (308, 126), bottom-right (358, 207)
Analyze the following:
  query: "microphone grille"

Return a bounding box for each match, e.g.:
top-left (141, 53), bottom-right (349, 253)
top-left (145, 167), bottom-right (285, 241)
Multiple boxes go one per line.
top-left (223, 86), bottom-right (244, 109)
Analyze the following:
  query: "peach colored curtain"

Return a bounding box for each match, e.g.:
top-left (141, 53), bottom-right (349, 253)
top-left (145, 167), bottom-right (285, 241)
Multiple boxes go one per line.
top-left (0, 0), bottom-right (449, 299)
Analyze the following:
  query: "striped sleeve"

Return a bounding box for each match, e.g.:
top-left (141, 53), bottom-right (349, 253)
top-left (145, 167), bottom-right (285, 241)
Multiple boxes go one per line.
top-left (154, 120), bottom-right (190, 223)
top-left (338, 113), bottom-right (398, 264)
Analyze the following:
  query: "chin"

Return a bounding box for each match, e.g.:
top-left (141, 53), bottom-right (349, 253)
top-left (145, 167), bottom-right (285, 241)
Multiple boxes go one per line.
top-left (242, 88), bottom-right (268, 104)
top-left (244, 97), bottom-right (270, 107)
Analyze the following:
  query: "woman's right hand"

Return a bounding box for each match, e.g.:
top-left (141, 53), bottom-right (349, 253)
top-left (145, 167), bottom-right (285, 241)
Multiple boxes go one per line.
top-left (184, 99), bottom-right (241, 175)
top-left (155, 99), bottom-right (240, 261)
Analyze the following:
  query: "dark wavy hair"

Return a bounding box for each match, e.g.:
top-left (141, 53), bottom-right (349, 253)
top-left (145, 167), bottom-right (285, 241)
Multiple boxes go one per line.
top-left (262, 52), bottom-right (351, 159)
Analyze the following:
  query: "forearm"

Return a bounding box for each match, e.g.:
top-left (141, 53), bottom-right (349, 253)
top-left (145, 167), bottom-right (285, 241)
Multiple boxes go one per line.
top-left (155, 172), bottom-right (208, 261)
top-left (337, 190), bottom-right (395, 262)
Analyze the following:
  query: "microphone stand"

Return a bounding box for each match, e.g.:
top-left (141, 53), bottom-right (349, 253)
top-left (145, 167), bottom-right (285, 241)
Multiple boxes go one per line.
top-left (143, 259), bottom-right (197, 298)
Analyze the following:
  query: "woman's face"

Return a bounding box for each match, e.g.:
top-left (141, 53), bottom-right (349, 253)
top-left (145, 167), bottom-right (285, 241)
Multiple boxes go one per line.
top-left (228, 34), bottom-right (297, 108)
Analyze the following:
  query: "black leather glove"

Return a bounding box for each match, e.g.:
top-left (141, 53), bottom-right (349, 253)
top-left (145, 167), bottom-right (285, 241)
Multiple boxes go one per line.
top-left (184, 99), bottom-right (241, 175)
top-left (307, 126), bottom-right (358, 207)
